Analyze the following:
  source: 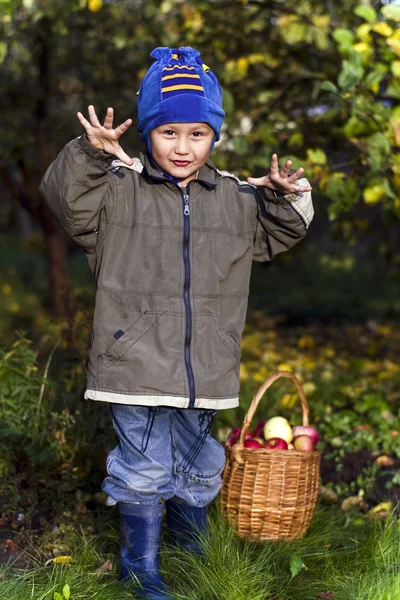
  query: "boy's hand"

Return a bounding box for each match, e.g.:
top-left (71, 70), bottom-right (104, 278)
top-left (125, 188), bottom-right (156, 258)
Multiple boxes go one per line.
top-left (77, 105), bottom-right (134, 165)
top-left (247, 154), bottom-right (312, 195)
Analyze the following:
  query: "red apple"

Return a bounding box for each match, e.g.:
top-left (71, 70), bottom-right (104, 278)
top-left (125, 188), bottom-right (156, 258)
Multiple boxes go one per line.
top-left (293, 435), bottom-right (314, 451)
top-left (244, 438), bottom-right (263, 449)
top-left (265, 438), bottom-right (288, 450)
top-left (226, 427), bottom-right (252, 447)
top-left (252, 420), bottom-right (267, 439)
top-left (292, 425), bottom-right (319, 446)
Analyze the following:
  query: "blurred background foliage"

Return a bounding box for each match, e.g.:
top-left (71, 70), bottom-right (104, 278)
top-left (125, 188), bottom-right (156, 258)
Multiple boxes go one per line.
top-left (1, 0), bottom-right (400, 319)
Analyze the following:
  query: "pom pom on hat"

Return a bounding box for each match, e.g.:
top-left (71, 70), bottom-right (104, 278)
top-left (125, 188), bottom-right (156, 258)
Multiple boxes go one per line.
top-left (137, 46), bottom-right (225, 151)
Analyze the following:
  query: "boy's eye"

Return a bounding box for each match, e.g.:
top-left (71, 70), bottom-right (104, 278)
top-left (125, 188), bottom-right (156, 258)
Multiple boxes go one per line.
top-left (163, 130), bottom-right (175, 136)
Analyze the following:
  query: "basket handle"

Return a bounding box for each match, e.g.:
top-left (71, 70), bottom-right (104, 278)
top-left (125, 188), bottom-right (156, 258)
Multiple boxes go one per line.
top-left (230, 371), bottom-right (310, 465)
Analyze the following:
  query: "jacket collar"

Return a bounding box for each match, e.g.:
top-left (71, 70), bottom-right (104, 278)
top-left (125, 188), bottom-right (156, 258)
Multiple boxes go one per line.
top-left (140, 152), bottom-right (219, 189)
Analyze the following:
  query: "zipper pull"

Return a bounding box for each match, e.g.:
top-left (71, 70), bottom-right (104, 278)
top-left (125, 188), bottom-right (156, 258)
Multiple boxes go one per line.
top-left (183, 194), bottom-right (190, 216)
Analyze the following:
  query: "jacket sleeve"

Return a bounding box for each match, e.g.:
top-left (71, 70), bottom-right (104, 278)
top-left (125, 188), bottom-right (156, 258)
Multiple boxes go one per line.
top-left (252, 177), bottom-right (314, 262)
top-left (39, 134), bottom-right (115, 250)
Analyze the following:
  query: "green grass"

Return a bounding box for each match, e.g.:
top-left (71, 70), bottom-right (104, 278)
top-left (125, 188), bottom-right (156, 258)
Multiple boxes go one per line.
top-left (2, 505), bottom-right (400, 600)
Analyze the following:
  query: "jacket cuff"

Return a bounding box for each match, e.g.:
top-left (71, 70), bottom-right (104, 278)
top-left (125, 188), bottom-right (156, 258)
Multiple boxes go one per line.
top-left (78, 134), bottom-right (115, 165)
top-left (259, 182), bottom-right (314, 229)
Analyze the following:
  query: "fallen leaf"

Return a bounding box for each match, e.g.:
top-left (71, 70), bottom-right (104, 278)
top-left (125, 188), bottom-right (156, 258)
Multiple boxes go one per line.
top-left (375, 455), bottom-right (395, 467)
top-left (1, 539), bottom-right (18, 552)
top-left (290, 555), bottom-right (303, 577)
top-left (369, 501), bottom-right (392, 516)
top-left (319, 486), bottom-right (339, 505)
top-left (96, 559), bottom-right (113, 575)
top-left (341, 496), bottom-right (368, 513)
top-left (45, 555), bottom-right (74, 566)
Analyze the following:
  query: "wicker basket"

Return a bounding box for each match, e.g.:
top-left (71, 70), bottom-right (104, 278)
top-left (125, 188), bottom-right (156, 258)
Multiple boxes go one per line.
top-left (220, 371), bottom-right (321, 541)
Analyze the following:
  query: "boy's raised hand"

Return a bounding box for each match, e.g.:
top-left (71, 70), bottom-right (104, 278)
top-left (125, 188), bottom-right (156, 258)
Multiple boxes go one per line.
top-left (247, 154), bottom-right (312, 195)
top-left (77, 105), bottom-right (134, 166)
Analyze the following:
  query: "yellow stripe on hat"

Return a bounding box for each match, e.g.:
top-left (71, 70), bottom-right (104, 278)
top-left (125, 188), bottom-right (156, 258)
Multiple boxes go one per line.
top-left (161, 73), bottom-right (201, 81)
top-left (162, 65), bottom-right (196, 71)
top-left (162, 84), bottom-right (204, 92)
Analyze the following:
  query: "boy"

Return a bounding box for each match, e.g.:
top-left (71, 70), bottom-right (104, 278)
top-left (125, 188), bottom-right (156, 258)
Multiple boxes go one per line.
top-left (40, 46), bottom-right (313, 600)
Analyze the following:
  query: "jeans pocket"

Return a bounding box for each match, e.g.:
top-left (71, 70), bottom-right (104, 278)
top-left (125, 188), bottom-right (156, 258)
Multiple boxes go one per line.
top-left (177, 410), bottom-right (217, 474)
top-left (140, 407), bottom-right (158, 454)
top-left (188, 437), bottom-right (226, 487)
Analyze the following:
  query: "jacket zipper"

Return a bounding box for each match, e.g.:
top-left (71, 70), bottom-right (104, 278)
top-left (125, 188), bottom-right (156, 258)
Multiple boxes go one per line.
top-left (181, 186), bottom-right (196, 408)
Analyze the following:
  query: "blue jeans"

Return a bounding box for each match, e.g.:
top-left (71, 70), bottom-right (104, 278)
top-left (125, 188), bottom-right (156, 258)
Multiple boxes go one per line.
top-left (102, 404), bottom-right (226, 507)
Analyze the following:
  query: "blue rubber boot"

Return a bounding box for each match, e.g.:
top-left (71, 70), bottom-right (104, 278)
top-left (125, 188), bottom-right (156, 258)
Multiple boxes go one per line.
top-left (166, 499), bottom-right (208, 555)
top-left (119, 503), bottom-right (174, 600)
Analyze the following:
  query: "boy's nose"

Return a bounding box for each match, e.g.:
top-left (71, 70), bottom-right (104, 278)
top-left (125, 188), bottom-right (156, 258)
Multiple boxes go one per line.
top-left (175, 137), bottom-right (190, 155)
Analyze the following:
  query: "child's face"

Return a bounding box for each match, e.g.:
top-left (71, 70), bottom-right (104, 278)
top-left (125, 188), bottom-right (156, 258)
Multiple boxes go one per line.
top-left (149, 122), bottom-right (214, 186)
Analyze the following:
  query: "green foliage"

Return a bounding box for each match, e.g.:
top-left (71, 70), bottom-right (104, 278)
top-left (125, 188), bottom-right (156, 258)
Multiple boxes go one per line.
top-left (2, 0), bottom-right (400, 245)
top-left (2, 505), bottom-right (400, 600)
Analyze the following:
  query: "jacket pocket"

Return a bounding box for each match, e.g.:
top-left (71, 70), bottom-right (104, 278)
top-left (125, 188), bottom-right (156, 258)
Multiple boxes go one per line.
top-left (98, 310), bottom-right (165, 373)
top-left (193, 313), bottom-right (241, 398)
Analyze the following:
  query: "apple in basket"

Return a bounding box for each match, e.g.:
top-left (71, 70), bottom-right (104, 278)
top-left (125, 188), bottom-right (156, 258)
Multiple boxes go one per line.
top-left (293, 435), bottom-right (314, 451)
top-left (264, 416), bottom-right (293, 444)
top-left (292, 425), bottom-right (319, 446)
top-left (225, 427), bottom-right (252, 447)
top-left (244, 438), bottom-right (264, 449)
top-left (264, 438), bottom-right (288, 450)
top-left (252, 420), bottom-right (267, 439)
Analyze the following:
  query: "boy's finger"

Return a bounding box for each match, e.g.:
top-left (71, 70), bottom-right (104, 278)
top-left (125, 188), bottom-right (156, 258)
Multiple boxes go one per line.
top-left (116, 148), bottom-right (134, 166)
top-left (269, 154), bottom-right (279, 174)
top-left (103, 107), bottom-right (114, 129)
top-left (279, 160), bottom-right (292, 178)
top-left (114, 119), bottom-right (133, 138)
top-left (77, 112), bottom-right (91, 130)
top-left (88, 104), bottom-right (101, 127)
top-left (247, 175), bottom-right (269, 186)
top-left (287, 167), bottom-right (305, 183)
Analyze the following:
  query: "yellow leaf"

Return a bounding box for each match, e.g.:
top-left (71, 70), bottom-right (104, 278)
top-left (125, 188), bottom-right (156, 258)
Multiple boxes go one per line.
top-left (387, 37), bottom-right (400, 57)
top-left (52, 555), bottom-right (74, 564)
top-left (298, 335), bottom-right (315, 349)
top-left (8, 302), bottom-right (20, 314)
top-left (391, 60), bottom-right (400, 77)
top-left (352, 42), bottom-right (372, 55)
top-left (369, 501), bottom-right (392, 515)
top-left (311, 15), bottom-right (330, 29)
top-left (356, 23), bottom-right (371, 42)
top-left (277, 363), bottom-right (292, 372)
top-left (240, 364), bottom-right (249, 382)
top-left (372, 22), bottom-right (393, 37)
top-left (88, 0), bottom-right (102, 13)
top-left (277, 14), bottom-right (299, 28)
top-left (280, 393), bottom-right (297, 408)
top-left (236, 57), bottom-right (249, 75)
top-left (302, 382), bottom-right (316, 395)
top-left (1, 284), bottom-right (12, 295)
top-left (363, 182), bottom-right (386, 204)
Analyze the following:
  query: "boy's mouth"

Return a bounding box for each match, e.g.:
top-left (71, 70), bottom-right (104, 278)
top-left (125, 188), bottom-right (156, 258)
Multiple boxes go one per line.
top-left (171, 160), bottom-right (191, 167)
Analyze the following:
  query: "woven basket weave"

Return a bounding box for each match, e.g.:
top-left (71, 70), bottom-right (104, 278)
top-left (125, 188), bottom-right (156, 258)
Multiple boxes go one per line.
top-left (220, 371), bottom-right (321, 541)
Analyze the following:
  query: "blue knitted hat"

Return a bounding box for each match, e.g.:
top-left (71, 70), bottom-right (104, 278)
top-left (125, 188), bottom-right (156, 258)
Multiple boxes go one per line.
top-left (137, 47), bottom-right (225, 152)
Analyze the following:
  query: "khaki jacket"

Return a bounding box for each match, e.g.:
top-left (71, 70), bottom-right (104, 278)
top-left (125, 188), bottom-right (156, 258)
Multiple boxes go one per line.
top-left (40, 135), bottom-right (313, 410)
